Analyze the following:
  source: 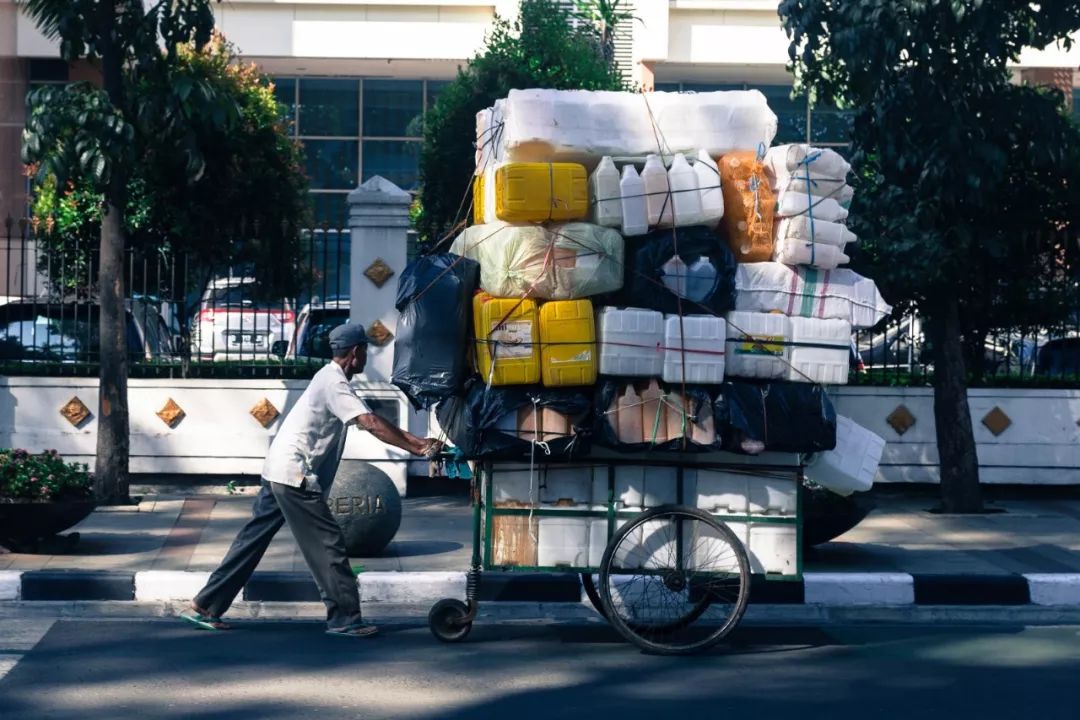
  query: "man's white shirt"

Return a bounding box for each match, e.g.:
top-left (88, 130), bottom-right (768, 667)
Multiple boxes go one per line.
top-left (262, 362), bottom-right (371, 488)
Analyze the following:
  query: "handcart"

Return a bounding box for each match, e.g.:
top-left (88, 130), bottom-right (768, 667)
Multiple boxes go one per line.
top-left (428, 453), bottom-right (803, 655)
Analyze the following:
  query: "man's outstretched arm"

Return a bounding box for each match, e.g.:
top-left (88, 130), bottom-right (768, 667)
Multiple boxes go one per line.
top-left (354, 413), bottom-right (441, 457)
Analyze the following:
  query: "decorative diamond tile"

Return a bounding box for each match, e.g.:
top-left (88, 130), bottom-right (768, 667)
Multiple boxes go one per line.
top-left (60, 396), bottom-right (91, 427)
top-left (363, 258), bottom-right (395, 288)
top-left (367, 320), bottom-right (393, 347)
top-left (886, 404), bottom-right (916, 436)
top-left (156, 398), bottom-right (186, 428)
top-left (250, 398), bottom-right (280, 428)
top-left (981, 406), bottom-right (1012, 437)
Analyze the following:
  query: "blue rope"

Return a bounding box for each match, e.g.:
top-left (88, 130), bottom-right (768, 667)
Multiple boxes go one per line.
top-left (797, 150), bottom-right (822, 265)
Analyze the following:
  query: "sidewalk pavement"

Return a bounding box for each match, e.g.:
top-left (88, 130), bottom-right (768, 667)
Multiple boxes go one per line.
top-left (2, 487), bottom-right (1080, 618)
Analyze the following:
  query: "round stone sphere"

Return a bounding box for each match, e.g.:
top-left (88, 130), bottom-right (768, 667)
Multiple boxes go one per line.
top-left (327, 461), bottom-right (402, 556)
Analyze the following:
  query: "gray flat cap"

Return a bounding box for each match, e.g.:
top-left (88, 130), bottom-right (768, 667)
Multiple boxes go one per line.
top-left (328, 322), bottom-right (369, 351)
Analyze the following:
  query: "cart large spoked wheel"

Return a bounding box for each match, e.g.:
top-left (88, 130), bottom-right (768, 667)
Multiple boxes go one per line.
top-left (598, 505), bottom-right (750, 656)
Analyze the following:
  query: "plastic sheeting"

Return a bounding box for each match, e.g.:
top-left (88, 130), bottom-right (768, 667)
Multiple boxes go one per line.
top-left (450, 222), bottom-right (624, 300)
top-left (607, 226), bottom-right (738, 315)
top-left (593, 379), bottom-right (715, 453)
top-left (392, 254), bottom-right (480, 409)
top-left (735, 262), bottom-right (891, 329)
top-left (435, 380), bottom-right (593, 459)
top-left (715, 381), bottom-right (837, 454)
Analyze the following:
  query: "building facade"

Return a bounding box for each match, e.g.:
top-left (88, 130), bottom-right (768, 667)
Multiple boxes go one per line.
top-left (4, 0), bottom-right (1078, 225)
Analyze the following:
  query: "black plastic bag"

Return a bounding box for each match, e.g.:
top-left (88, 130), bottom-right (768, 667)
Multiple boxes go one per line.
top-left (436, 380), bottom-right (592, 460)
top-left (391, 254), bottom-right (480, 409)
top-left (715, 381), bottom-right (836, 454)
top-left (605, 226), bottom-right (737, 315)
top-left (593, 379), bottom-right (715, 453)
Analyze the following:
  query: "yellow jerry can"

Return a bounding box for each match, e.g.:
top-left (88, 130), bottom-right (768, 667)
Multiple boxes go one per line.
top-left (494, 162), bottom-right (589, 223)
top-left (473, 292), bottom-right (541, 386)
top-left (539, 299), bottom-right (597, 387)
top-left (472, 174), bottom-right (486, 225)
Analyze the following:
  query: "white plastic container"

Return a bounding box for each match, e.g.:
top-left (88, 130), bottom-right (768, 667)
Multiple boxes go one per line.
top-left (597, 306), bottom-right (664, 377)
top-left (773, 237), bottom-right (850, 269)
top-left (776, 192), bottom-right (849, 222)
top-left (539, 466), bottom-right (595, 505)
top-left (642, 154), bottom-right (673, 227)
top-left (667, 153), bottom-right (704, 227)
top-left (787, 316), bottom-right (851, 384)
top-left (491, 467), bottom-right (540, 505)
top-left (537, 517), bottom-right (590, 567)
top-left (776, 216), bottom-right (856, 249)
top-left (614, 465), bottom-right (678, 509)
top-left (590, 156), bottom-right (622, 227)
top-left (735, 263), bottom-right (892, 329)
top-left (805, 415), bottom-right (885, 495)
top-left (660, 255), bottom-right (688, 298)
top-left (747, 524), bottom-right (797, 575)
top-left (775, 176), bottom-right (854, 208)
top-left (619, 164), bottom-right (649, 236)
top-left (747, 477), bottom-right (798, 516)
top-left (724, 311), bottom-right (790, 380)
top-left (663, 314), bottom-right (727, 384)
top-left (764, 144), bottom-right (851, 182)
top-left (686, 257), bottom-right (719, 302)
top-left (695, 149), bottom-right (724, 226)
top-left (691, 469), bottom-right (750, 514)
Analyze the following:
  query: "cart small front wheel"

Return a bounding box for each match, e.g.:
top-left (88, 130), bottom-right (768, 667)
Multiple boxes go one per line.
top-left (428, 598), bottom-right (472, 643)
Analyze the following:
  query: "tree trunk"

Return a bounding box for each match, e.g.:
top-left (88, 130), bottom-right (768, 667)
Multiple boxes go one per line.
top-left (930, 297), bottom-right (983, 513)
top-left (94, 203), bottom-right (130, 504)
top-left (94, 0), bottom-right (130, 504)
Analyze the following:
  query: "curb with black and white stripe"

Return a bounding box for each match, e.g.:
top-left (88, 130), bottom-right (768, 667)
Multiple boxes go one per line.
top-left (2, 570), bottom-right (1080, 608)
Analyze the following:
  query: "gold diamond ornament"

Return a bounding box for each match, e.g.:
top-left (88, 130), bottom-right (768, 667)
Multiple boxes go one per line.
top-left (250, 398), bottom-right (281, 428)
top-left (60, 396), bottom-right (91, 427)
top-left (367, 320), bottom-right (393, 347)
top-left (981, 406), bottom-right (1012, 437)
top-left (156, 398), bottom-right (186, 428)
top-left (886, 404), bottom-right (916, 436)
top-left (363, 258), bottom-right (395, 288)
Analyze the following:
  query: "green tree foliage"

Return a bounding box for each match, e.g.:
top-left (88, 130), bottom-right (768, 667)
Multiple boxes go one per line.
top-left (779, 0), bottom-right (1080, 512)
top-left (27, 35), bottom-right (310, 298)
top-left (572, 1), bottom-right (640, 67)
top-left (416, 0), bottom-right (625, 244)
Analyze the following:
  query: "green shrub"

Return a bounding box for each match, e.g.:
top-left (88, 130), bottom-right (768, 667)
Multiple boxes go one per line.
top-left (0, 449), bottom-right (93, 502)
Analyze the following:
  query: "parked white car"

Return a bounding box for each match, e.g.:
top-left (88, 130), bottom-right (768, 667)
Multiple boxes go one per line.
top-left (190, 277), bottom-right (295, 362)
top-left (283, 299), bottom-right (350, 360)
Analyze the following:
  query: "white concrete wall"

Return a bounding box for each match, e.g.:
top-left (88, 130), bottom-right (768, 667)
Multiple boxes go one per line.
top-left (0, 376), bottom-right (411, 493)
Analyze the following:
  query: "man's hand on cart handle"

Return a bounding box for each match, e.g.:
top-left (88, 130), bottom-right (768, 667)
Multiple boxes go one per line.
top-left (421, 438), bottom-right (445, 458)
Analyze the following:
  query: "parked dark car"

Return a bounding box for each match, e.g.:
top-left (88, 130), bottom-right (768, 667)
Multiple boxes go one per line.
top-left (1036, 337), bottom-right (1080, 376)
top-left (0, 299), bottom-right (178, 363)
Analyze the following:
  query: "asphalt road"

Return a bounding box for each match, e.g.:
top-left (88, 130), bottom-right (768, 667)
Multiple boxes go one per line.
top-left (1, 619), bottom-right (1078, 719)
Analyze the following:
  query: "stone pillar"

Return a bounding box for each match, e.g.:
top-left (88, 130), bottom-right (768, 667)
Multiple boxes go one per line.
top-left (1021, 67), bottom-right (1075, 113)
top-left (346, 175), bottom-right (411, 384)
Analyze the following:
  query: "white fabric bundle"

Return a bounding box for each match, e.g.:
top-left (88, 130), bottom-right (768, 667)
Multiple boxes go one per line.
top-left (735, 262), bottom-right (892, 329)
top-left (776, 216), bottom-right (857, 249)
top-left (775, 176), bottom-right (854, 207)
top-left (776, 192), bottom-right (850, 223)
top-left (773, 238), bottom-right (850, 269)
top-left (450, 222), bottom-right (624, 300)
top-left (765, 144), bottom-right (851, 181)
top-left (482, 89), bottom-right (779, 167)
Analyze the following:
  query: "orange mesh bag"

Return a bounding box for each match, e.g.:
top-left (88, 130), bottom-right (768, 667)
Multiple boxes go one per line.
top-left (718, 151), bottom-right (776, 263)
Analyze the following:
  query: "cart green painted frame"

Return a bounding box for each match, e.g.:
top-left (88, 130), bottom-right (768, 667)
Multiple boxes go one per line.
top-left (428, 454), bottom-right (803, 655)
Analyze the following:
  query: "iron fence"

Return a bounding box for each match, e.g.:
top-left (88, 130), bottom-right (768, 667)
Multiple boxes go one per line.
top-left (2, 216), bottom-right (1078, 385)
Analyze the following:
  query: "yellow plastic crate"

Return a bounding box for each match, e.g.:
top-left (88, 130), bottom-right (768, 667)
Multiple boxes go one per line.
top-left (472, 174), bottom-right (486, 225)
top-left (539, 299), bottom-right (597, 387)
top-left (473, 292), bottom-right (541, 386)
top-left (494, 162), bottom-right (588, 223)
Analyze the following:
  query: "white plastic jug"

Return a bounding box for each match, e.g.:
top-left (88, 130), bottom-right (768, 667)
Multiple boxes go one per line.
top-left (590, 156), bottom-right (622, 228)
top-left (685, 256), bottom-right (718, 302)
top-left (695, 149), bottom-right (724, 226)
top-left (619, 164), bottom-right (649, 236)
top-left (667, 153), bottom-right (704, 227)
top-left (642, 154), bottom-right (673, 227)
top-left (661, 256), bottom-right (688, 298)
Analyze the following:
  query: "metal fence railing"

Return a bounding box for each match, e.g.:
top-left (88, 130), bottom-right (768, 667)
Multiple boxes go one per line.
top-left (0, 217), bottom-right (353, 379)
top-left (2, 216), bottom-right (1078, 385)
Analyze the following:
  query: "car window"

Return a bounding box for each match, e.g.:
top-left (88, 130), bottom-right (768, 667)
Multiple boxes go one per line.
top-left (300, 311), bottom-right (350, 359)
top-left (206, 284), bottom-right (281, 310)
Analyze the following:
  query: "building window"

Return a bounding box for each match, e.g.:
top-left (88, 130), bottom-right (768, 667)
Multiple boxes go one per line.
top-left (272, 76), bottom-right (443, 226)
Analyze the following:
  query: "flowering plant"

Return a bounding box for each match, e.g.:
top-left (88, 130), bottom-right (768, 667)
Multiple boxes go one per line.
top-left (0, 449), bottom-right (92, 502)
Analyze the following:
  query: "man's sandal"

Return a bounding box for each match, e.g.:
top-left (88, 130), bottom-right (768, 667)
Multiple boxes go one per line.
top-left (325, 623), bottom-right (378, 638)
top-left (180, 604), bottom-right (231, 631)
